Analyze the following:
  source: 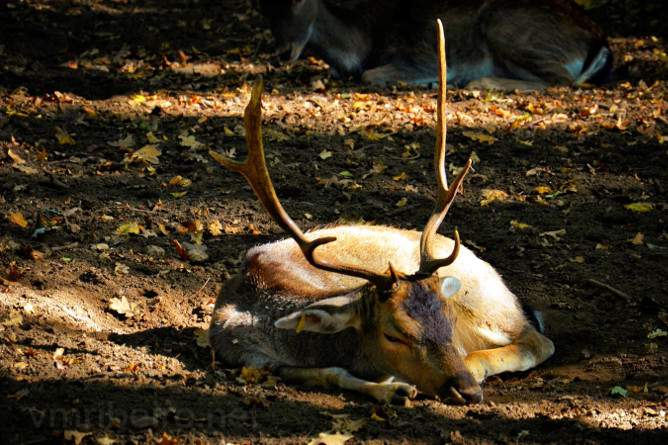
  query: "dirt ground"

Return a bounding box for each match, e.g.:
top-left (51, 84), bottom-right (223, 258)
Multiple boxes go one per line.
top-left (1, 0), bottom-right (667, 444)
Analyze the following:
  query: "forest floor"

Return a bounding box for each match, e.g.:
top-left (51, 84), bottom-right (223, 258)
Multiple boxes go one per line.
top-left (1, 1), bottom-right (667, 444)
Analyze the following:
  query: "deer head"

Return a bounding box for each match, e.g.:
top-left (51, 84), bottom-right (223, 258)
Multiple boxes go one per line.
top-left (212, 20), bottom-right (478, 402)
top-left (254, 0), bottom-right (318, 62)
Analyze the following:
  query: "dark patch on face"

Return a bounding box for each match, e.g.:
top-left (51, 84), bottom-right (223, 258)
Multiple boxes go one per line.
top-left (402, 282), bottom-right (452, 345)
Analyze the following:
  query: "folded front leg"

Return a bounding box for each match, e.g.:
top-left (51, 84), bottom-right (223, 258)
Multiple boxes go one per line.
top-left (464, 327), bottom-right (555, 383)
top-left (278, 366), bottom-right (417, 404)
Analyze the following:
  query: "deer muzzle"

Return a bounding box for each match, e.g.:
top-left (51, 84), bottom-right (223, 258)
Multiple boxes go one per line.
top-left (442, 370), bottom-right (483, 404)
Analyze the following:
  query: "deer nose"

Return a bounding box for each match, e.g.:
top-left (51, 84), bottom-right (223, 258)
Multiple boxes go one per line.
top-left (442, 371), bottom-right (483, 404)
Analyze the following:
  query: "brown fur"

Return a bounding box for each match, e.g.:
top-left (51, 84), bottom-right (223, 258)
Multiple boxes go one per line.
top-left (255, 0), bottom-right (612, 89)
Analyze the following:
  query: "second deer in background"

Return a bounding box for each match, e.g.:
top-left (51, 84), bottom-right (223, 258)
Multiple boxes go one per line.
top-left (254, 0), bottom-right (612, 90)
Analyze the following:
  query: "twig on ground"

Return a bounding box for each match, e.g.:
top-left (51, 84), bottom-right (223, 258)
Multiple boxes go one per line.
top-left (586, 278), bottom-right (632, 301)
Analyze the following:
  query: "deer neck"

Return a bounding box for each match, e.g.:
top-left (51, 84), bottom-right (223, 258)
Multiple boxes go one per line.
top-left (309, 2), bottom-right (372, 76)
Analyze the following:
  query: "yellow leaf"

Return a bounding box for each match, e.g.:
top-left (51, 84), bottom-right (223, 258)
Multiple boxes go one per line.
top-left (179, 133), bottom-right (204, 149)
top-left (624, 202), bottom-right (654, 213)
top-left (8, 212), bottom-right (28, 228)
top-left (146, 132), bottom-right (160, 143)
top-left (510, 220), bottom-right (531, 230)
top-left (570, 256), bottom-right (585, 263)
top-left (7, 148), bottom-right (26, 164)
top-left (115, 221), bottom-right (142, 235)
top-left (168, 175), bottom-right (192, 187)
top-left (223, 126), bottom-right (235, 137)
top-left (631, 232), bottom-right (644, 245)
top-left (395, 197), bottom-right (408, 208)
top-left (307, 432), bottom-right (353, 445)
top-left (96, 434), bottom-right (117, 445)
top-left (352, 101), bottom-right (366, 111)
top-left (480, 189), bottom-right (509, 206)
top-left (239, 366), bottom-right (267, 384)
top-left (319, 149), bottom-right (333, 160)
top-left (63, 431), bottom-right (91, 445)
top-left (265, 128), bottom-right (290, 142)
top-left (534, 185), bottom-right (552, 195)
top-left (462, 131), bottom-right (497, 144)
top-left (393, 172), bottom-right (408, 182)
top-left (131, 94), bottom-right (146, 103)
top-left (208, 219), bottom-right (223, 236)
top-left (170, 191), bottom-right (188, 198)
top-left (54, 127), bottom-right (75, 145)
top-left (360, 128), bottom-right (385, 142)
top-left (128, 145), bottom-right (161, 165)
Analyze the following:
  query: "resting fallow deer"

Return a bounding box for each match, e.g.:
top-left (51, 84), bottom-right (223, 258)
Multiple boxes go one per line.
top-left (209, 21), bottom-right (554, 404)
top-left (253, 0), bottom-right (612, 90)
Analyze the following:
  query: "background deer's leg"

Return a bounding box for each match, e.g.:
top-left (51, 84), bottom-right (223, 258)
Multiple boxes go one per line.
top-left (464, 77), bottom-right (548, 92)
top-left (464, 327), bottom-right (555, 383)
top-left (278, 366), bottom-right (417, 404)
top-left (361, 52), bottom-right (438, 86)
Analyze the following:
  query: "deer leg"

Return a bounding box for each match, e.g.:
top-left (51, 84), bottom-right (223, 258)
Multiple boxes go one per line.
top-left (465, 77), bottom-right (548, 92)
top-left (464, 327), bottom-right (555, 383)
top-left (278, 366), bottom-right (417, 404)
top-left (362, 62), bottom-right (437, 87)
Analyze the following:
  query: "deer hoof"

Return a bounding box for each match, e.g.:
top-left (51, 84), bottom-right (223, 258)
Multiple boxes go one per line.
top-left (373, 382), bottom-right (417, 404)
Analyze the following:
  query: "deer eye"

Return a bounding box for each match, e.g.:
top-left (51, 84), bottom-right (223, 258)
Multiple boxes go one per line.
top-left (384, 333), bottom-right (406, 345)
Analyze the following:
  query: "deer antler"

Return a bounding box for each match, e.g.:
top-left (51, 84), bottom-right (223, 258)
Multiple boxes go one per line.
top-left (211, 79), bottom-right (393, 286)
top-left (417, 19), bottom-right (473, 276)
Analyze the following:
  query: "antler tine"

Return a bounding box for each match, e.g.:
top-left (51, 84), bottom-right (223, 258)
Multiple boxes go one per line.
top-left (417, 19), bottom-right (473, 276)
top-left (211, 78), bottom-right (392, 286)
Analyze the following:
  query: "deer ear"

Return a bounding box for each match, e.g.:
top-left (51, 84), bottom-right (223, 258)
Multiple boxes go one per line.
top-left (274, 294), bottom-right (361, 334)
top-left (439, 276), bottom-right (461, 299)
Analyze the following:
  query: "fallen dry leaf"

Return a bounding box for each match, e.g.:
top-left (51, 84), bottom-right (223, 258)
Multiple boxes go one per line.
top-left (109, 296), bottom-right (137, 317)
top-left (108, 134), bottom-right (135, 150)
top-left (63, 430), bottom-right (91, 445)
top-left (7, 148), bottom-right (26, 164)
top-left (360, 128), bottom-right (386, 142)
top-left (307, 432), bottom-right (353, 445)
top-left (2, 310), bottom-right (23, 327)
top-left (238, 366), bottom-right (268, 384)
top-left (319, 149), bottom-right (333, 160)
top-left (8, 211), bottom-right (29, 228)
top-left (179, 133), bottom-right (204, 150)
top-left (169, 175), bottom-right (192, 187)
top-left (480, 189), bottom-right (509, 206)
top-left (625, 202), bottom-right (654, 213)
top-left (510, 220), bottom-right (532, 230)
top-left (534, 185), bottom-right (553, 195)
top-left (208, 219), bottom-right (223, 236)
top-left (463, 130), bottom-right (497, 144)
top-left (540, 228), bottom-right (567, 241)
top-left (115, 221), bottom-right (143, 235)
top-left (329, 414), bottom-right (366, 434)
top-left (155, 432), bottom-right (179, 445)
top-left (55, 127), bottom-right (75, 145)
top-left (631, 232), bottom-right (645, 245)
top-left (126, 145), bottom-right (161, 165)
top-left (96, 435), bottom-right (117, 445)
